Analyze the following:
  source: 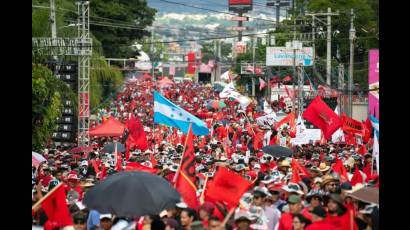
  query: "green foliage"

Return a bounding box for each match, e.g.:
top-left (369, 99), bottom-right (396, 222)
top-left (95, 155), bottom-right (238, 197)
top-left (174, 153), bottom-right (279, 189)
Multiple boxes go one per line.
top-left (306, 0), bottom-right (379, 88)
top-left (90, 0), bottom-right (157, 58)
top-left (90, 55), bottom-right (124, 111)
top-left (32, 64), bottom-right (76, 151)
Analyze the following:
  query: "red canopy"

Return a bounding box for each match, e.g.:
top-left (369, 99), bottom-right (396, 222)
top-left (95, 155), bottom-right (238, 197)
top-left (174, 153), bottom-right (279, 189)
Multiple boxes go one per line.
top-left (89, 117), bottom-right (125, 137)
top-left (157, 77), bottom-right (175, 88)
top-left (143, 73), bottom-right (152, 80)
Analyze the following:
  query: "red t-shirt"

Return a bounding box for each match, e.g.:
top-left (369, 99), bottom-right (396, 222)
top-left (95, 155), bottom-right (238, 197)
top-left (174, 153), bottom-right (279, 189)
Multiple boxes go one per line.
top-left (278, 213), bottom-right (293, 230)
top-left (305, 220), bottom-right (337, 230)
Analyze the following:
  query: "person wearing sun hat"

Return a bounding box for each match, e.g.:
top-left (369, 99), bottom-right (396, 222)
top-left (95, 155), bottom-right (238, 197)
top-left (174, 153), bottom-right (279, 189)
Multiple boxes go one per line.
top-left (301, 190), bottom-right (325, 221)
top-left (321, 175), bottom-right (340, 194)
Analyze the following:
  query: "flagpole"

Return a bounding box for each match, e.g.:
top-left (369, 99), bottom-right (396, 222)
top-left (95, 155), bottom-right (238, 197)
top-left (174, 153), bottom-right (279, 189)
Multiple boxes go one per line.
top-left (221, 207), bottom-right (236, 228)
top-left (32, 182), bottom-right (64, 211)
top-left (173, 123), bottom-right (192, 185)
top-left (199, 175), bottom-right (209, 205)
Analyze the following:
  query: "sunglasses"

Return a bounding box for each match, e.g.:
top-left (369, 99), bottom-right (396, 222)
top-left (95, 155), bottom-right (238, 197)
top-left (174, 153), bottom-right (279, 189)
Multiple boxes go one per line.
top-left (329, 183), bottom-right (339, 186)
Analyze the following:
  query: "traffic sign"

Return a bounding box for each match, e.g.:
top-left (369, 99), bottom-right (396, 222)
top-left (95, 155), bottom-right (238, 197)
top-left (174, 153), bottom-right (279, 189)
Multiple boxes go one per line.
top-left (231, 16), bottom-right (249, 21)
top-left (229, 26), bottom-right (248, 31)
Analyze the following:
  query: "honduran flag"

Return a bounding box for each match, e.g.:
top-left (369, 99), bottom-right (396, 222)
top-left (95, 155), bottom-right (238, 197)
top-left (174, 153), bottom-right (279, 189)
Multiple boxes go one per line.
top-left (153, 91), bottom-right (209, 136)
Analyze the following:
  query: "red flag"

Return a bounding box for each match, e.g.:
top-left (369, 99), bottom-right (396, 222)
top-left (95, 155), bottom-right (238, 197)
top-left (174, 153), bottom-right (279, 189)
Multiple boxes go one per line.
top-left (41, 184), bottom-right (73, 230)
top-left (357, 144), bottom-right (367, 155)
top-left (126, 114), bottom-right (148, 151)
top-left (205, 167), bottom-right (252, 209)
top-left (292, 159), bottom-right (311, 178)
top-left (341, 114), bottom-right (363, 134)
top-left (332, 158), bottom-right (348, 182)
top-left (99, 163), bottom-right (107, 180)
top-left (302, 96), bottom-right (341, 139)
top-left (282, 75), bottom-right (292, 82)
top-left (91, 160), bottom-right (100, 175)
top-left (275, 112), bottom-right (296, 131)
top-left (290, 160), bottom-right (302, 184)
top-left (125, 162), bottom-right (157, 174)
top-left (350, 166), bottom-right (364, 186)
top-left (259, 78), bottom-right (266, 91)
top-left (175, 125), bottom-right (199, 208)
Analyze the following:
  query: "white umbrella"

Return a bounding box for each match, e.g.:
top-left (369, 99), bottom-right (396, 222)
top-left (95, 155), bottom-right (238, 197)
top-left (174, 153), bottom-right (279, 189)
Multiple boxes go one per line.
top-left (32, 151), bottom-right (46, 167)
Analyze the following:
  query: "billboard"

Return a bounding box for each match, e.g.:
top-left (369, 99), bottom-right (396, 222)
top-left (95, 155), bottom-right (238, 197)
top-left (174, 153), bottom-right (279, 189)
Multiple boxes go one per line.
top-left (235, 41), bottom-right (247, 55)
top-left (266, 47), bottom-right (314, 66)
top-left (368, 49), bottom-right (379, 119)
top-left (229, 0), bottom-right (253, 12)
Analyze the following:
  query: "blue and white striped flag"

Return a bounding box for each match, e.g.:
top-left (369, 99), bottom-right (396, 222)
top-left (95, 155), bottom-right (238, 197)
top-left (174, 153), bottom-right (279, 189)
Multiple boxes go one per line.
top-left (369, 115), bottom-right (379, 173)
top-left (153, 91), bottom-right (209, 136)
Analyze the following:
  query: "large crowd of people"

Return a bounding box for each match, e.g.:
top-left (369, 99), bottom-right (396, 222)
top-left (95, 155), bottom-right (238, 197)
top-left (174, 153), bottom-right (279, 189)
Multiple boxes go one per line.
top-left (32, 76), bottom-right (379, 230)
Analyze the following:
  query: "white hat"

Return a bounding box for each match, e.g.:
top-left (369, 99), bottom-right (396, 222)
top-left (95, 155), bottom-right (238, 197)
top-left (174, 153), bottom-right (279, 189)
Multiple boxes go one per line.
top-left (253, 164), bottom-right (261, 169)
top-left (234, 211), bottom-right (255, 221)
top-left (176, 202), bottom-right (188, 209)
top-left (81, 160), bottom-right (88, 167)
top-left (220, 156), bottom-right (227, 161)
top-left (100, 214), bottom-right (113, 220)
top-left (170, 164), bottom-right (179, 172)
top-left (141, 161), bottom-right (153, 168)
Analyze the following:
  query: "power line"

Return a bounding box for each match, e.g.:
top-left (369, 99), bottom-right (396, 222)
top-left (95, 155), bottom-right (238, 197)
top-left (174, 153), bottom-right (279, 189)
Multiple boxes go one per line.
top-left (156, 0), bottom-right (278, 23)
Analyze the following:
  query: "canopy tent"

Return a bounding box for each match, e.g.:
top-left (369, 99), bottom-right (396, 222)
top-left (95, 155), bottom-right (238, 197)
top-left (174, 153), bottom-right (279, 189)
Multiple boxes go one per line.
top-left (142, 73), bottom-right (153, 80)
top-left (89, 116), bottom-right (125, 137)
top-left (157, 77), bottom-right (175, 88)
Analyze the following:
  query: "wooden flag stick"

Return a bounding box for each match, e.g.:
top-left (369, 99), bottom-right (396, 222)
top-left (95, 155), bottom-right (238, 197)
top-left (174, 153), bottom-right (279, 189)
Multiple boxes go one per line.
top-left (199, 175), bottom-right (209, 205)
top-left (221, 207), bottom-right (236, 227)
top-left (32, 182), bottom-right (63, 211)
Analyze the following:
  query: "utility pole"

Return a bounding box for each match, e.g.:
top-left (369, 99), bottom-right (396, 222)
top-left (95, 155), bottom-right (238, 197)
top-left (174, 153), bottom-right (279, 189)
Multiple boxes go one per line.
top-left (276, 0), bottom-right (280, 29)
top-left (348, 9), bottom-right (356, 117)
top-left (150, 28), bottom-right (155, 78)
top-left (311, 15), bottom-right (316, 76)
top-left (292, 15), bottom-right (297, 114)
top-left (298, 63), bottom-right (304, 117)
top-left (252, 36), bottom-right (256, 97)
top-left (338, 63), bottom-right (345, 114)
top-left (238, 12), bottom-right (243, 41)
top-left (50, 0), bottom-right (57, 38)
top-left (326, 7), bottom-right (332, 86)
top-left (50, 0), bottom-right (57, 61)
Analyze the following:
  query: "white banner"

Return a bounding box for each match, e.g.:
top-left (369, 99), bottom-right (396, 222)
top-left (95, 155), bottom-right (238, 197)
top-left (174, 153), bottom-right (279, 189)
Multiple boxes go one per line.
top-left (291, 129), bottom-right (321, 146)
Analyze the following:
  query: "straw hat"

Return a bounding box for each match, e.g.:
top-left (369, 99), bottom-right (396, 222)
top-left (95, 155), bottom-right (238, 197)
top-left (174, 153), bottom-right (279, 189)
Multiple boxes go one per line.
top-left (321, 175), bottom-right (339, 187)
top-left (318, 162), bottom-right (330, 172)
top-left (278, 160), bottom-right (291, 167)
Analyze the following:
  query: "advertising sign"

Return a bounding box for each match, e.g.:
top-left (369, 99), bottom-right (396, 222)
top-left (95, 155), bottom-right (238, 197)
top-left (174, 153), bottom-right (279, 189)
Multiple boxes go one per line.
top-left (266, 47), bottom-right (314, 66)
top-left (229, 0), bottom-right (253, 12)
top-left (235, 41), bottom-right (247, 54)
top-left (368, 49), bottom-right (379, 119)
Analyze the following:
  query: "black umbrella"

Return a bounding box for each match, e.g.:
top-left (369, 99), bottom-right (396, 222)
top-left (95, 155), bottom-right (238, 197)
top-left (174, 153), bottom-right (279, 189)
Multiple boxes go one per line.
top-left (102, 142), bottom-right (126, 153)
top-left (261, 145), bottom-right (293, 157)
top-left (83, 171), bottom-right (181, 217)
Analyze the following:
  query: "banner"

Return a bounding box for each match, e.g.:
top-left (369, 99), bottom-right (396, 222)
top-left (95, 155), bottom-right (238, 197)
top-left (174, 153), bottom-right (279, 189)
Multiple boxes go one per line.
top-left (368, 49), bottom-right (379, 119)
top-left (341, 115), bottom-right (363, 134)
top-left (291, 129), bottom-right (321, 146)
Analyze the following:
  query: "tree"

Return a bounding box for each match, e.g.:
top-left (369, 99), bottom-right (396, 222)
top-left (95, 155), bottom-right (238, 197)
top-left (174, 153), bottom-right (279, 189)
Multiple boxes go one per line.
top-left (90, 0), bottom-right (157, 58)
top-left (32, 64), bottom-right (76, 151)
top-left (306, 0), bottom-right (378, 89)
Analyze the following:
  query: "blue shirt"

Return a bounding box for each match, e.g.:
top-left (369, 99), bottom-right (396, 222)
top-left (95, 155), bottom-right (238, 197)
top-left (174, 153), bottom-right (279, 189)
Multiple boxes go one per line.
top-left (87, 210), bottom-right (100, 230)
